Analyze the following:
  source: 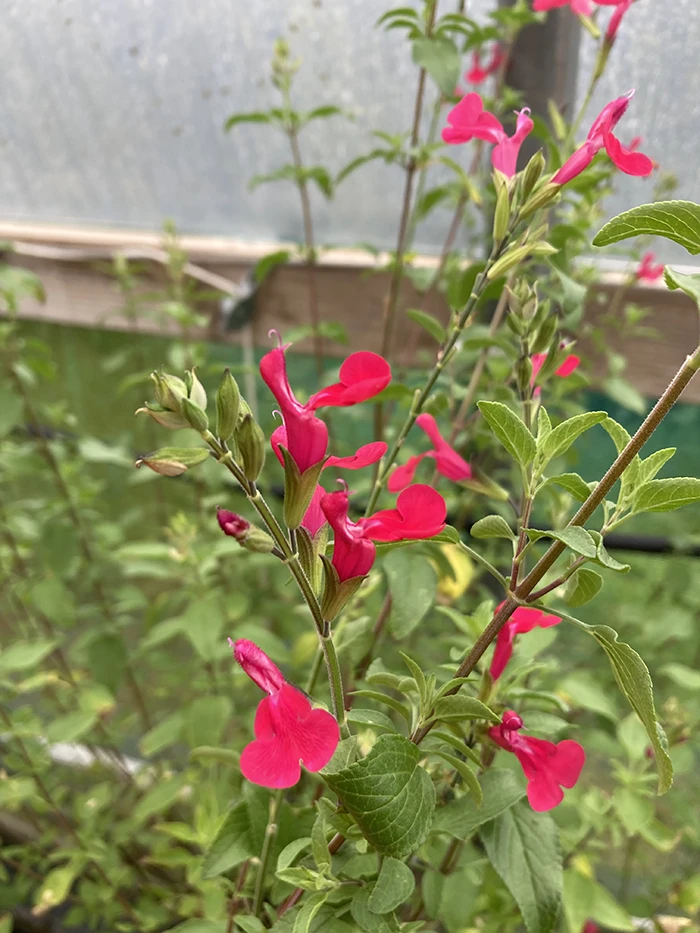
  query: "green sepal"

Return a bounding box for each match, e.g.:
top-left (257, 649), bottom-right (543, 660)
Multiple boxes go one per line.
top-left (279, 445), bottom-right (327, 530)
top-left (297, 525), bottom-right (328, 595)
top-left (320, 554), bottom-right (366, 623)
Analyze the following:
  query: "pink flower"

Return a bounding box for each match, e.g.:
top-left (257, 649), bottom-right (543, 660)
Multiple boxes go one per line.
top-left (442, 93), bottom-right (534, 179)
top-left (216, 509), bottom-right (250, 540)
top-left (490, 605), bottom-right (561, 680)
top-left (301, 484), bottom-right (327, 537)
top-left (358, 484), bottom-right (447, 543)
top-left (636, 251), bottom-right (664, 283)
top-left (606, 0), bottom-right (633, 41)
top-left (260, 345), bottom-right (391, 474)
top-left (530, 351), bottom-right (581, 391)
top-left (488, 710), bottom-right (585, 811)
top-left (466, 46), bottom-right (504, 85)
top-left (321, 489), bottom-right (377, 582)
top-left (553, 91), bottom-right (654, 186)
top-left (533, 0), bottom-right (594, 15)
top-left (321, 484), bottom-right (448, 582)
top-left (306, 352), bottom-right (391, 409)
top-left (388, 414), bottom-right (472, 492)
top-left (231, 638), bottom-right (339, 788)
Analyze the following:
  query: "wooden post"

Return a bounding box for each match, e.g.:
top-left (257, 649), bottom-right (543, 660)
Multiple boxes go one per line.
top-left (499, 1), bottom-right (582, 162)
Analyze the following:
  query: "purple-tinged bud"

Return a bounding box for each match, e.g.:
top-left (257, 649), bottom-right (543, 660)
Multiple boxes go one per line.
top-left (217, 509), bottom-right (251, 539)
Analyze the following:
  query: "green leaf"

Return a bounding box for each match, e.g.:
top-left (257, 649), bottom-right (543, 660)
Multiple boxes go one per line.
top-left (588, 531), bottom-right (631, 573)
top-left (613, 787), bottom-right (654, 834)
top-left (368, 857), bottom-right (415, 914)
top-left (139, 711), bottom-right (184, 757)
top-left (601, 417), bottom-right (640, 504)
top-left (323, 734), bottom-right (435, 859)
top-left (202, 802), bottom-right (255, 879)
top-left (433, 769), bottom-right (526, 839)
top-left (183, 696), bottom-right (232, 748)
top-left (311, 815), bottom-right (331, 874)
top-left (537, 412), bottom-right (607, 469)
top-left (305, 105), bottom-right (346, 122)
top-left (478, 401), bottom-right (536, 469)
top-left (0, 639), bottom-right (58, 673)
top-left (565, 568), bottom-right (603, 607)
top-left (470, 515), bottom-right (515, 540)
top-left (405, 308), bottom-right (447, 343)
top-left (481, 801), bottom-right (562, 933)
top-left (632, 477), bottom-right (700, 513)
top-left (539, 473), bottom-right (592, 502)
top-left (350, 690), bottom-right (411, 725)
top-left (351, 888), bottom-right (394, 933)
top-left (132, 776), bottom-right (187, 825)
top-left (234, 918), bottom-right (265, 933)
top-left (164, 923), bottom-right (223, 933)
top-left (277, 837), bottom-right (312, 873)
top-left (592, 200), bottom-right (700, 255)
top-left (429, 750), bottom-right (483, 805)
top-left (254, 249), bottom-right (291, 284)
top-left (637, 447), bottom-right (675, 485)
top-left (412, 36), bottom-right (461, 95)
top-left (384, 550), bottom-right (437, 639)
top-left (661, 662), bottom-right (700, 690)
top-left (346, 708), bottom-right (400, 733)
top-left (574, 620), bottom-right (673, 793)
top-left (429, 694), bottom-right (499, 724)
top-left (563, 871), bottom-right (634, 933)
top-left (528, 527), bottom-right (597, 558)
top-left (664, 266), bottom-right (700, 307)
top-left (46, 710), bottom-right (98, 743)
top-left (224, 111), bottom-right (272, 130)
top-left (34, 862), bottom-right (85, 913)
top-left (293, 892), bottom-right (330, 933)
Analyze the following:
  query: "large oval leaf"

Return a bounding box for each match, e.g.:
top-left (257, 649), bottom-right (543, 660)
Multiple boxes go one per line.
top-left (592, 200), bottom-right (700, 255)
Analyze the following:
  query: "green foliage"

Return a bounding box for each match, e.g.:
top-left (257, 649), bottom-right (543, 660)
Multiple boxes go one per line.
top-left (593, 200), bottom-right (700, 254)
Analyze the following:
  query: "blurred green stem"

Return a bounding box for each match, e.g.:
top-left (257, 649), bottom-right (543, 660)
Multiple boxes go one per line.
top-left (253, 788), bottom-right (284, 918)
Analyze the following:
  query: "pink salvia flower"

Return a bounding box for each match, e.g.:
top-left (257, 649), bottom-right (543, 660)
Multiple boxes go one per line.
top-left (466, 46), bottom-right (504, 85)
top-left (301, 484), bottom-right (327, 537)
top-left (553, 91), bottom-right (654, 186)
top-left (530, 351), bottom-right (581, 392)
top-left (533, 0), bottom-right (595, 15)
top-left (489, 710), bottom-right (585, 811)
top-left (358, 484), bottom-right (447, 543)
top-left (320, 489), bottom-right (377, 583)
top-left (636, 251), bottom-right (665, 283)
top-left (389, 414), bottom-right (472, 492)
top-left (216, 509), bottom-right (250, 540)
top-left (442, 93), bottom-right (533, 179)
top-left (321, 484), bottom-right (448, 581)
top-left (260, 344), bottom-right (391, 473)
top-left (307, 352), bottom-right (391, 409)
top-left (606, 0), bottom-right (634, 41)
top-left (490, 605), bottom-right (562, 680)
top-left (230, 638), bottom-right (339, 788)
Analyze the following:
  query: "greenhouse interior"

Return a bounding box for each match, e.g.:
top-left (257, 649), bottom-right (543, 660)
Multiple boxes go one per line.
top-left (2, 2), bottom-right (700, 933)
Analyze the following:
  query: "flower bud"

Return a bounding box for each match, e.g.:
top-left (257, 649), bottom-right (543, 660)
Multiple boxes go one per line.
top-left (135, 445), bottom-right (210, 476)
top-left (216, 369), bottom-right (241, 441)
top-left (236, 414), bottom-right (266, 482)
top-left (185, 368), bottom-right (207, 411)
top-left (520, 150), bottom-right (546, 201)
top-left (530, 314), bottom-right (558, 355)
top-left (492, 176), bottom-right (511, 246)
top-left (520, 182), bottom-right (561, 219)
top-left (487, 244), bottom-right (532, 281)
top-left (217, 508), bottom-right (275, 553)
top-left (136, 403), bottom-right (189, 430)
top-left (516, 356), bottom-right (533, 395)
top-left (151, 371), bottom-right (187, 413)
top-left (183, 397), bottom-right (209, 433)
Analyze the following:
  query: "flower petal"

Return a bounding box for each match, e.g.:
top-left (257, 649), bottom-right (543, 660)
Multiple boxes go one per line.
top-left (527, 775), bottom-right (565, 812)
top-left (301, 484), bottom-right (327, 537)
top-left (387, 453), bottom-right (427, 493)
top-left (307, 352), bottom-right (391, 409)
top-left (326, 441), bottom-right (387, 470)
top-left (604, 131), bottom-right (655, 177)
top-left (548, 739), bottom-right (586, 788)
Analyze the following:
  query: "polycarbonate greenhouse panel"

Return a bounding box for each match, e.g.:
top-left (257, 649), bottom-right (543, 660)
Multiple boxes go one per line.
top-left (1, 0), bottom-right (698, 261)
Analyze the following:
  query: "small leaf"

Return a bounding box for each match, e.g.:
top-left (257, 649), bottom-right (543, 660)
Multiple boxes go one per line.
top-left (661, 662), bottom-right (700, 690)
top-left (46, 710), bottom-right (98, 744)
top-left (481, 801), bottom-right (562, 933)
top-left (311, 814), bottom-right (331, 874)
top-left (368, 857), bottom-right (415, 914)
top-left (632, 477), bottom-right (700, 513)
top-left (202, 802), bottom-right (255, 879)
top-left (323, 734), bottom-right (436, 859)
top-left (254, 249), bottom-right (291, 284)
top-left (433, 769), bottom-right (526, 838)
top-left (139, 712), bottom-right (184, 757)
top-left (528, 527), bottom-right (597, 558)
top-left (293, 892), bottom-right (329, 933)
top-left (565, 568), bottom-right (603, 607)
top-left (537, 411), bottom-right (607, 469)
top-left (0, 640), bottom-right (58, 673)
top-left (224, 111), bottom-right (272, 130)
top-left (637, 447), bottom-right (675, 486)
top-left (539, 473), bottom-right (592, 502)
top-left (429, 694), bottom-right (500, 724)
top-left (406, 308), bottom-right (447, 343)
top-left (429, 750), bottom-right (483, 805)
top-left (412, 36), bottom-right (461, 95)
top-left (384, 550), bottom-right (437, 639)
top-left (132, 776), bottom-right (187, 825)
top-left (276, 837), bottom-right (312, 873)
top-left (470, 515), bottom-right (515, 540)
top-left (588, 531), bottom-right (631, 573)
top-left (593, 200), bottom-right (700, 255)
top-left (664, 266), bottom-right (700, 307)
top-left (478, 401), bottom-right (536, 469)
top-left (346, 708), bottom-right (400, 733)
top-left (352, 888), bottom-right (394, 933)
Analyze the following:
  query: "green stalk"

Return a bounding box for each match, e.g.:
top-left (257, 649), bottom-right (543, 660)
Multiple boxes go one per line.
top-left (253, 788), bottom-right (284, 917)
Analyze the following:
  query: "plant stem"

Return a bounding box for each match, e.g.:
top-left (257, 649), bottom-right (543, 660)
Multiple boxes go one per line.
top-left (253, 788), bottom-right (284, 918)
top-left (305, 647), bottom-right (325, 695)
top-left (321, 632), bottom-right (348, 733)
top-left (374, 0), bottom-right (439, 443)
top-left (281, 86), bottom-right (324, 379)
top-left (353, 592), bottom-right (393, 684)
top-left (411, 344), bottom-right (700, 745)
top-left (365, 235), bottom-right (508, 515)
